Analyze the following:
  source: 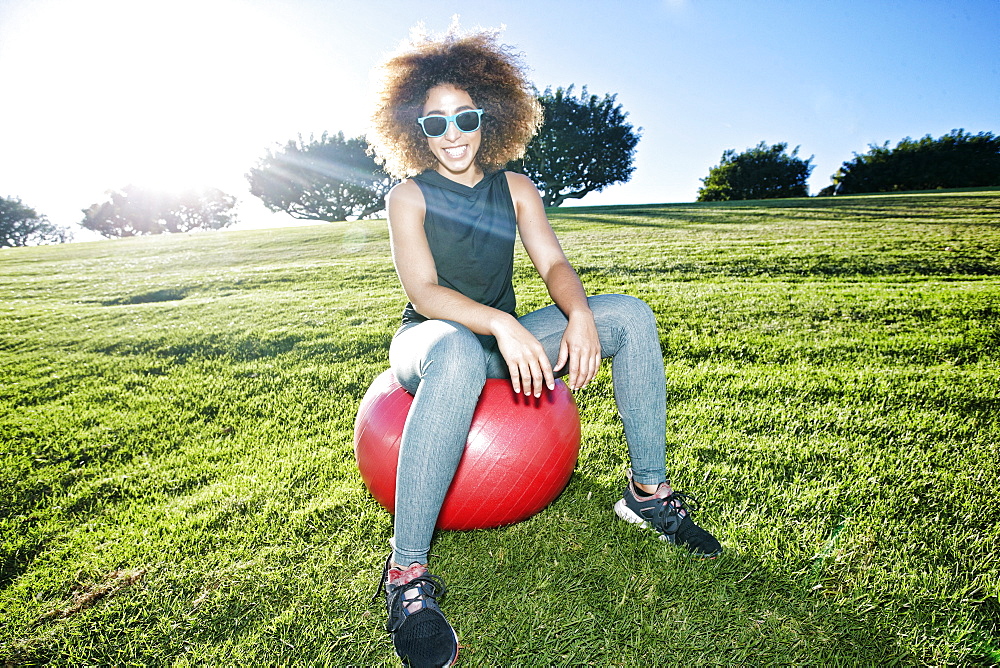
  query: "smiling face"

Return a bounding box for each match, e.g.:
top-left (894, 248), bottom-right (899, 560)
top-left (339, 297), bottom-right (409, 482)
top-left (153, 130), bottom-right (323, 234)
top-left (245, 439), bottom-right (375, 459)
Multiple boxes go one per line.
top-left (421, 84), bottom-right (483, 184)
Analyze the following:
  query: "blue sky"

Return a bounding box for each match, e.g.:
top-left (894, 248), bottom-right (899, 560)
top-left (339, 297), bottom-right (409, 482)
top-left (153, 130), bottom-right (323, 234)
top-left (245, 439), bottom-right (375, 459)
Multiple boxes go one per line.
top-left (0, 0), bottom-right (997, 235)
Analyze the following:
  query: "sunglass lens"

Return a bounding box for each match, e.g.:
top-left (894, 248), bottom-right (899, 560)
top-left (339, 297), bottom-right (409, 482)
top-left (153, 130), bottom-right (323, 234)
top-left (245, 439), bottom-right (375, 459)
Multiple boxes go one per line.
top-left (455, 110), bottom-right (481, 132)
top-left (421, 116), bottom-right (448, 137)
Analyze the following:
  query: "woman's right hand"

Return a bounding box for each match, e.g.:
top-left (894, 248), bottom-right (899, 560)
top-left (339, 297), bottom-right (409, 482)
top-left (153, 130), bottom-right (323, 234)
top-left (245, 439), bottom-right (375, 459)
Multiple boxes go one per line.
top-left (492, 314), bottom-right (555, 398)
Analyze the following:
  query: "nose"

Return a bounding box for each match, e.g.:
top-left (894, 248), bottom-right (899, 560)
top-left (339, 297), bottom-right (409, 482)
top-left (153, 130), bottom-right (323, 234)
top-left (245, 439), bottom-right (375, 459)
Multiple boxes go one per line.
top-left (442, 119), bottom-right (463, 141)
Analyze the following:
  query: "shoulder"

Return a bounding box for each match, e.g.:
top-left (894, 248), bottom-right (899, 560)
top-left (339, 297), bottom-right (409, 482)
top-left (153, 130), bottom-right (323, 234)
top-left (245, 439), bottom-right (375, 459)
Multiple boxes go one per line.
top-left (386, 179), bottom-right (426, 233)
top-left (386, 178), bottom-right (426, 213)
top-left (503, 171), bottom-right (543, 207)
top-left (504, 170), bottom-right (539, 194)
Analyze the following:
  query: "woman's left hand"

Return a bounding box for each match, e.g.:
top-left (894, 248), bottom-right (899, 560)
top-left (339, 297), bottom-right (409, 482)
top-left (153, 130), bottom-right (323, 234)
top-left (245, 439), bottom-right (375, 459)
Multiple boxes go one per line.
top-left (555, 312), bottom-right (602, 391)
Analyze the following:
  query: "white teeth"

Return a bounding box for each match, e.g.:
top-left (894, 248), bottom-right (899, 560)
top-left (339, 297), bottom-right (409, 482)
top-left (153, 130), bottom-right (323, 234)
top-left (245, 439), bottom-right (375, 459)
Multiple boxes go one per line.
top-left (444, 146), bottom-right (466, 159)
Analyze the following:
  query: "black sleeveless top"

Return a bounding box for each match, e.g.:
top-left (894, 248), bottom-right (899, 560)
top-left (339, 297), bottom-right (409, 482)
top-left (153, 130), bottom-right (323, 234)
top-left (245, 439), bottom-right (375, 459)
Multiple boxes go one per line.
top-left (401, 170), bottom-right (517, 339)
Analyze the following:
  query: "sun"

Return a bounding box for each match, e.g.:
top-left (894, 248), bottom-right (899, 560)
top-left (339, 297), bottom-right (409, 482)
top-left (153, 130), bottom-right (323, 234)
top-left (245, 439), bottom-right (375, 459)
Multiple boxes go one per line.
top-left (0, 0), bottom-right (354, 211)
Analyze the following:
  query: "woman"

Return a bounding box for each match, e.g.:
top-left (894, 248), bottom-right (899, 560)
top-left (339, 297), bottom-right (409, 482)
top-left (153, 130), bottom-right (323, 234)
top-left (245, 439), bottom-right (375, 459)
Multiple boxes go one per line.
top-left (367, 27), bottom-right (721, 667)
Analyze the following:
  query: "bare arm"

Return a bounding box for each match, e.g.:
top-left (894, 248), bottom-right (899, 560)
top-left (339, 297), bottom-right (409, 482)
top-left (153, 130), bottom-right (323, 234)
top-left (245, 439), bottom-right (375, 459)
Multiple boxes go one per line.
top-left (507, 172), bottom-right (601, 390)
top-left (386, 179), bottom-right (555, 396)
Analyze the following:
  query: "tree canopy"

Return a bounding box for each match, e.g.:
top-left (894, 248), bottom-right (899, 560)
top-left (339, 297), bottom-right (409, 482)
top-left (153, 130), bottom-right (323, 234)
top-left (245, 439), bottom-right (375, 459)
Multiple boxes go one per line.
top-left (0, 196), bottom-right (71, 248)
top-left (826, 129), bottom-right (1000, 195)
top-left (698, 142), bottom-right (814, 202)
top-left (80, 186), bottom-right (238, 238)
top-left (246, 132), bottom-right (392, 222)
top-left (508, 85), bottom-right (640, 207)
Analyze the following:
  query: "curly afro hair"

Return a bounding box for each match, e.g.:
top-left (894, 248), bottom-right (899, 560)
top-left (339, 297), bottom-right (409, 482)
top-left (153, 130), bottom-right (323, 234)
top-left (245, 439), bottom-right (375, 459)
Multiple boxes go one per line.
top-left (368, 26), bottom-right (542, 179)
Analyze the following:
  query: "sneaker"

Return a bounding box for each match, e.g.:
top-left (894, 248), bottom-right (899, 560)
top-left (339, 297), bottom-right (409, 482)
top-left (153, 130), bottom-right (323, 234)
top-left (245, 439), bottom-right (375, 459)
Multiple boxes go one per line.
top-left (613, 469), bottom-right (723, 558)
top-left (376, 556), bottom-right (459, 667)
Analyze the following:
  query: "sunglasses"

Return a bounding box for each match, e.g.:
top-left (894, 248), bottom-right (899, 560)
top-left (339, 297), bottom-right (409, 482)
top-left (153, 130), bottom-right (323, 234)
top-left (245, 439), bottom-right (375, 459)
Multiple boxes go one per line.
top-left (416, 109), bottom-right (484, 138)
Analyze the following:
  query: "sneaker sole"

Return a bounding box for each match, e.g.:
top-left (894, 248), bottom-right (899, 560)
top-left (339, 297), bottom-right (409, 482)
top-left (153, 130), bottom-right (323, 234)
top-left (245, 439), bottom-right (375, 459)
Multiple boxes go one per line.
top-left (613, 499), bottom-right (672, 542)
top-left (447, 630), bottom-right (459, 667)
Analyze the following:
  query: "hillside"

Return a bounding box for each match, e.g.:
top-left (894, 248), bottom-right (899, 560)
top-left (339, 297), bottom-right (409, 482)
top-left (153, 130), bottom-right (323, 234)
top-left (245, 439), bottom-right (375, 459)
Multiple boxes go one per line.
top-left (2, 191), bottom-right (999, 665)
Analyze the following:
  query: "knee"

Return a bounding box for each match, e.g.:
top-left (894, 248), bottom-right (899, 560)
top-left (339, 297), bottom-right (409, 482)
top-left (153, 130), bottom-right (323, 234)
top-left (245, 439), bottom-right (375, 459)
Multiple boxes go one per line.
top-left (593, 294), bottom-right (657, 330)
top-left (422, 321), bottom-right (487, 386)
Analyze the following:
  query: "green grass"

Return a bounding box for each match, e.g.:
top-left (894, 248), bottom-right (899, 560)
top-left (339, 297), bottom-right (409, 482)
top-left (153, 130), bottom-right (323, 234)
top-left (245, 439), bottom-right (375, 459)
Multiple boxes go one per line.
top-left (1, 190), bottom-right (998, 665)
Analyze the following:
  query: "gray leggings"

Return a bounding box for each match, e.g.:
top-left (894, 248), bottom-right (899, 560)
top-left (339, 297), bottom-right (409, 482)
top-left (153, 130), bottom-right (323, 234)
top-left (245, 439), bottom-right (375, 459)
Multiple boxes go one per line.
top-left (388, 293), bottom-right (667, 566)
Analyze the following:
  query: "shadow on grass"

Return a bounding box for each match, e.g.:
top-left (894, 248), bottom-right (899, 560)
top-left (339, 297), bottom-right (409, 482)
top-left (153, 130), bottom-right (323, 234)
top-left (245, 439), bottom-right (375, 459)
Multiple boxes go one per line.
top-left (0, 542), bottom-right (45, 592)
top-left (4, 471), bottom-right (988, 664)
top-left (553, 193), bottom-right (999, 234)
top-left (91, 333), bottom-right (305, 365)
top-left (89, 328), bottom-right (393, 370)
top-left (429, 475), bottom-right (919, 664)
top-left (555, 211), bottom-right (694, 230)
top-left (574, 255), bottom-right (1000, 279)
top-left (100, 288), bottom-right (190, 306)
top-left (966, 595), bottom-right (1000, 665)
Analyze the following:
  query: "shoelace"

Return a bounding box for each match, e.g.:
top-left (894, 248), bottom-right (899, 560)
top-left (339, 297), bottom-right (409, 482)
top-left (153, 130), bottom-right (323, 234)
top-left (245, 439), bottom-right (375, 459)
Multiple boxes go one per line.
top-left (383, 573), bottom-right (448, 632)
top-left (373, 555), bottom-right (397, 604)
top-left (374, 555), bottom-right (449, 632)
top-left (648, 490), bottom-right (700, 536)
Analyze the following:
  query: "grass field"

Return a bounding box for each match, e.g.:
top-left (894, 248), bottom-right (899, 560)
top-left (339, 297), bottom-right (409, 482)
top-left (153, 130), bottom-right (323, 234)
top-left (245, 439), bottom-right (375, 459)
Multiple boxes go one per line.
top-left (2, 190), bottom-right (999, 665)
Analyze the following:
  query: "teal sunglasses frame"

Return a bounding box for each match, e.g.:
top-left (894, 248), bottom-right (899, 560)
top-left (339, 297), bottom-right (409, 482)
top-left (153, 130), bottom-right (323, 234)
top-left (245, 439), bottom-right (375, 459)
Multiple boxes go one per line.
top-left (416, 109), bottom-right (485, 138)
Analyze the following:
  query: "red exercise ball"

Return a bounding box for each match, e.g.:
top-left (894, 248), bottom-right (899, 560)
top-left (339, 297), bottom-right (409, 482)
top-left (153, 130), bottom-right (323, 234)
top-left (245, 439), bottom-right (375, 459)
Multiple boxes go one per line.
top-left (354, 370), bottom-right (581, 530)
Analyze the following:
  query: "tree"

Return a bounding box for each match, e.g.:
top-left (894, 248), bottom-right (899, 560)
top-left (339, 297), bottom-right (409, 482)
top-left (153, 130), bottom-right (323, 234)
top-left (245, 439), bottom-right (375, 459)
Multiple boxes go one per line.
top-left (698, 142), bottom-right (813, 202)
top-left (828, 129), bottom-right (1000, 195)
top-left (0, 196), bottom-right (72, 248)
top-left (508, 86), bottom-right (641, 207)
top-left (81, 185), bottom-right (238, 238)
top-left (246, 132), bottom-right (392, 222)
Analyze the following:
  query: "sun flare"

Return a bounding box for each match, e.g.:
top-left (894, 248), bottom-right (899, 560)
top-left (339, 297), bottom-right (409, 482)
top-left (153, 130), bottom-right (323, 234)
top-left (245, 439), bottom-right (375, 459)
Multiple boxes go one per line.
top-left (1, 0), bottom-right (351, 211)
